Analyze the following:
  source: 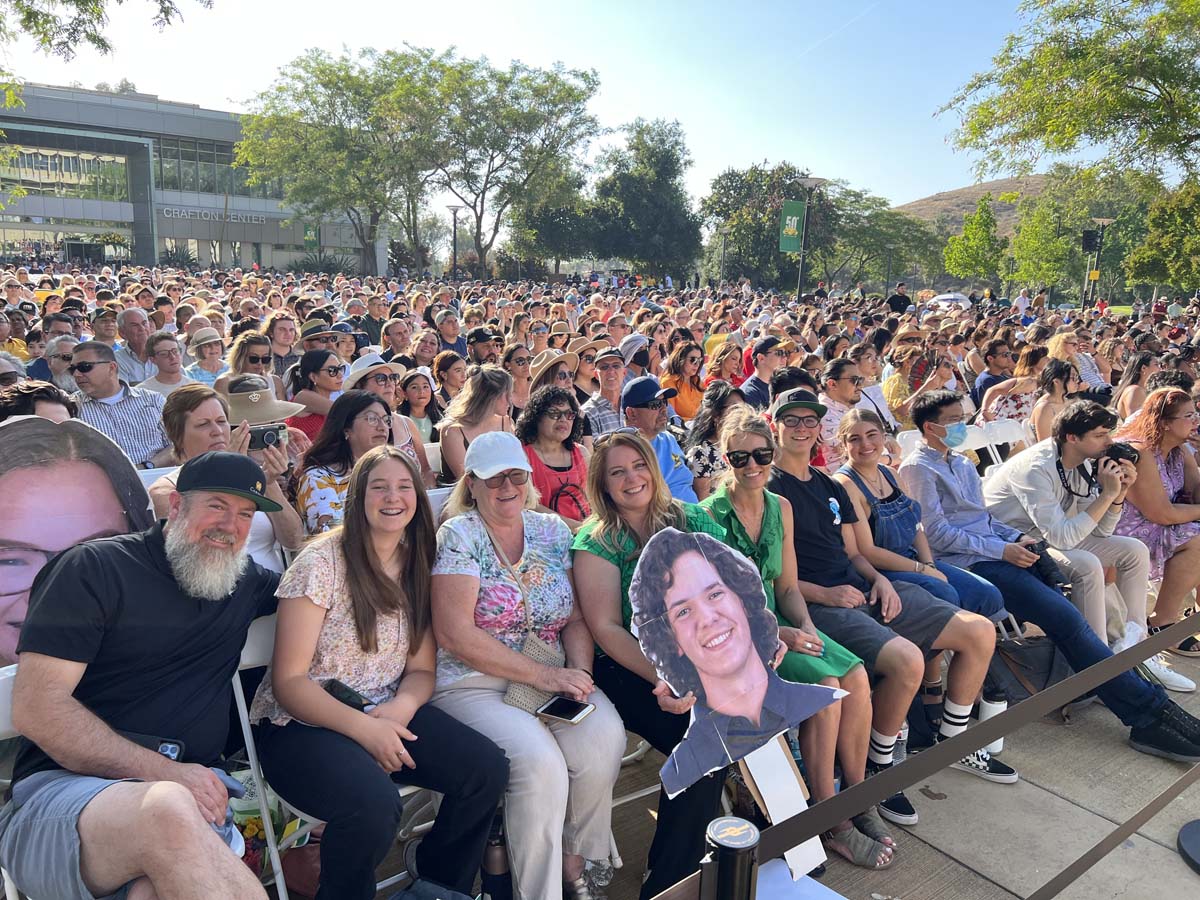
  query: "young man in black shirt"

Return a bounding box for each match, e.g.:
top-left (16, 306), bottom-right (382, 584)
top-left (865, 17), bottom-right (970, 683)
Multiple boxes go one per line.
top-left (0, 452), bottom-right (281, 900)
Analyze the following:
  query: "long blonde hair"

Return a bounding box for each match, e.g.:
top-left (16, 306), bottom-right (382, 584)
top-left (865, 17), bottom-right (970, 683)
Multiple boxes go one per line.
top-left (716, 406), bottom-right (776, 489)
top-left (582, 431), bottom-right (685, 559)
top-left (440, 364), bottom-right (512, 430)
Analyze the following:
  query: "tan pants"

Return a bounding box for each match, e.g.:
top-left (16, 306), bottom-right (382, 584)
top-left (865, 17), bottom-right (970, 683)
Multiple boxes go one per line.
top-left (1049, 534), bottom-right (1149, 643)
top-left (432, 675), bottom-right (626, 900)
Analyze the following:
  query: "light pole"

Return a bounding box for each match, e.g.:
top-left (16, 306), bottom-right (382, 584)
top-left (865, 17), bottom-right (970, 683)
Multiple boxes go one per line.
top-left (795, 177), bottom-right (828, 299)
top-left (719, 224), bottom-right (732, 284)
top-left (1087, 216), bottom-right (1115, 308)
top-left (446, 204), bottom-right (463, 280)
top-left (884, 246), bottom-right (895, 300)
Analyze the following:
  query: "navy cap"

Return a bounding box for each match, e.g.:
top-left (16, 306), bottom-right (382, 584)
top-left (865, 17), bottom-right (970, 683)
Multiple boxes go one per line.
top-left (176, 451), bottom-right (282, 512)
top-left (621, 375), bottom-right (677, 409)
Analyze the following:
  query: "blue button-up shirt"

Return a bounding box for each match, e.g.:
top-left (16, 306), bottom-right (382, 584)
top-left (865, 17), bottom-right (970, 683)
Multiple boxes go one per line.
top-left (898, 441), bottom-right (1021, 569)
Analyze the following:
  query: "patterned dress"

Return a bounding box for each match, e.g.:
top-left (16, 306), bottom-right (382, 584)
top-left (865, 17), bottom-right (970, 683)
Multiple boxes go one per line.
top-left (1115, 447), bottom-right (1200, 580)
top-left (295, 465), bottom-right (351, 535)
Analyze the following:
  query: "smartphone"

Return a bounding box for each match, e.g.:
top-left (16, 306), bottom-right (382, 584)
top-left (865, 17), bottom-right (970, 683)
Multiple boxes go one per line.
top-left (536, 696), bottom-right (595, 725)
top-left (248, 423), bottom-right (288, 451)
top-left (353, 332), bottom-right (371, 352)
top-left (324, 679), bottom-right (375, 712)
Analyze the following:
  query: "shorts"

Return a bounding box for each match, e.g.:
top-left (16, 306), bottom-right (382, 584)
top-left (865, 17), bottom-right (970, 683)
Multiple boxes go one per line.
top-left (807, 581), bottom-right (959, 670)
top-left (0, 769), bottom-right (134, 900)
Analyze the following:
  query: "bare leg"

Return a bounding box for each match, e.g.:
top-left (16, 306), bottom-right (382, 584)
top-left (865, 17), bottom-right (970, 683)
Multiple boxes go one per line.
top-left (932, 612), bottom-right (995, 707)
top-left (78, 781), bottom-right (267, 900)
top-left (870, 637), bottom-right (924, 736)
top-left (564, 852), bottom-right (585, 882)
top-left (1151, 537), bottom-right (1200, 627)
top-left (835, 665), bottom-right (872, 787)
top-left (800, 677), bottom-right (843, 806)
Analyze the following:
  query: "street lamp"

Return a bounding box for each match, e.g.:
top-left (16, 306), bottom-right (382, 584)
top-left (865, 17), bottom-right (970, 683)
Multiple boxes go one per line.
top-left (884, 247), bottom-right (895, 301)
top-left (1086, 216), bottom-right (1115, 308)
top-left (796, 177), bottom-right (828, 299)
top-left (719, 225), bottom-right (732, 283)
top-left (446, 204), bottom-right (463, 280)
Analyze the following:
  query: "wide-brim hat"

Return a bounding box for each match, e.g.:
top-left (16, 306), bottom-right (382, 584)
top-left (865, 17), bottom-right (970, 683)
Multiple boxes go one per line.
top-left (550, 321), bottom-right (572, 335)
top-left (190, 327), bottom-right (223, 348)
top-left (530, 349), bottom-right (578, 384)
top-left (226, 386), bottom-right (306, 424)
top-left (300, 319), bottom-right (339, 340)
top-left (893, 323), bottom-right (928, 342)
top-left (345, 352), bottom-right (406, 388)
top-left (569, 339), bottom-right (609, 359)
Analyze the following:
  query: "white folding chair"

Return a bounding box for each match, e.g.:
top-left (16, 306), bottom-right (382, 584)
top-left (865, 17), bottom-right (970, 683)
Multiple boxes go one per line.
top-left (427, 487), bottom-right (452, 521)
top-left (423, 443), bottom-right (442, 476)
top-left (895, 430), bottom-right (921, 457)
top-left (233, 616), bottom-right (430, 900)
top-left (137, 466), bottom-right (176, 489)
top-left (0, 666), bottom-right (23, 900)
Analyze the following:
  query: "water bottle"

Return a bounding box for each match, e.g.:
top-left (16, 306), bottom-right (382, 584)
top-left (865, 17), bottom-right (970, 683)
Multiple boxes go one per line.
top-left (480, 811), bottom-right (512, 900)
top-left (894, 721), bottom-right (909, 764)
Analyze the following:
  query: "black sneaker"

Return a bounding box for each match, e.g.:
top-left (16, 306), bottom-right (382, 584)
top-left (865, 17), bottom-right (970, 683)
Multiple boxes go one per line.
top-left (866, 762), bottom-right (918, 826)
top-left (1158, 701), bottom-right (1200, 744)
top-left (950, 748), bottom-right (1019, 784)
top-left (1129, 711), bottom-right (1200, 763)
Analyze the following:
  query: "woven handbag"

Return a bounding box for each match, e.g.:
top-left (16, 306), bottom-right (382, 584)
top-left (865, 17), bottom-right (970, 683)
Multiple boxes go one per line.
top-left (483, 523), bottom-right (565, 715)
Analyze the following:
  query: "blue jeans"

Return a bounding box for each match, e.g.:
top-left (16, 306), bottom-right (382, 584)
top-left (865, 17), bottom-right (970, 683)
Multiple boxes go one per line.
top-left (970, 560), bottom-right (1166, 729)
top-left (887, 561), bottom-right (1007, 621)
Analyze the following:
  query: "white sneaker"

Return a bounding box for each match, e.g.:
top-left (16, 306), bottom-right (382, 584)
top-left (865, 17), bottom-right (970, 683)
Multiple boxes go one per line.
top-left (1144, 653), bottom-right (1197, 693)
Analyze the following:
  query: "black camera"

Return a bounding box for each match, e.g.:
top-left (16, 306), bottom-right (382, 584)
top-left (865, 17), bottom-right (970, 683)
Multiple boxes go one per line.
top-left (1026, 539), bottom-right (1071, 590)
top-left (1103, 442), bottom-right (1141, 466)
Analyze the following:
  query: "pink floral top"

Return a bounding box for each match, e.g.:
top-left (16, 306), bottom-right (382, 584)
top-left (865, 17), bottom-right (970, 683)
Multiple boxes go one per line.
top-left (249, 532), bottom-right (411, 726)
top-left (432, 509), bottom-right (574, 687)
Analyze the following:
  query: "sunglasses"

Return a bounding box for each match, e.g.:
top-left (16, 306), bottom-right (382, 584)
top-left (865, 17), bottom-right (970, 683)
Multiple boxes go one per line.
top-left (509, 356), bottom-right (531, 366)
top-left (532, 327), bottom-right (549, 334)
top-left (367, 372), bottom-right (401, 385)
top-left (597, 362), bottom-right (624, 373)
top-left (554, 370), bottom-right (573, 381)
top-left (594, 426), bottom-right (640, 447)
top-left (67, 361), bottom-right (108, 375)
top-left (49, 353), bottom-right (74, 362)
top-left (321, 366), bottom-right (346, 377)
top-left (580, 354), bottom-right (596, 364)
top-left (635, 398), bottom-right (667, 411)
top-left (308, 335), bottom-right (337, 345)
top-left (479, 469), bottom-right (530, 489)
top-left (242, 354), bottom-right (272, 365)
top-left (727, 447), bottom-right (776, 468)
top-left (778, 413), bottom-right (821, 429)
top-left (544, 409), bottom-right (577, 422)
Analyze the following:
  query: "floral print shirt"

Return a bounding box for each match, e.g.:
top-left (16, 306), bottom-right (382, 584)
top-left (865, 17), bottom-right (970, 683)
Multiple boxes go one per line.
top-left (432, 509), bottom-right (575, 687)
top-left (295, 465), bottom-right (351, 535)
top-left (249, 532), bottom-right (410, 726)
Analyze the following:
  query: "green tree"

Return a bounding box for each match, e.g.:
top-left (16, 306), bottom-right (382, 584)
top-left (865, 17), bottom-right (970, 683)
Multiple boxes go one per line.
top-left (1126, 180), bottom-right (1200, 290)
top-left (941, 0), bottom-right (1200, 176)
top-left (236, 47), bottom-right (445, 275)
top-left (507, 159), bottom-right (591, 273)
top-left (591, 119), bottom-right (701, 277)
top-left (431, 56), bottom-right (599, 270)
top-left (943, 193), bottom-right (1008, 283)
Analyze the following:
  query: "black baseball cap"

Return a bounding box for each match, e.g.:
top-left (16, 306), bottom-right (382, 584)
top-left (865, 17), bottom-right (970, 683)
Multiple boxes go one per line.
top-left (594, 347), bottom-right (624, 365)
top-left (769, 388), bottom-right (827, 420)
top-left (467, 326), bottom-right (495, 345)
top-left (176, 451), bottom-right (282, 512)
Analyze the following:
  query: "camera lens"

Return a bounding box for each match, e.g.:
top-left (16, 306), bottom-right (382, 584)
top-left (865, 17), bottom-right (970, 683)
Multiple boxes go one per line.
top-left (262, 430), bottom-right (277, 446)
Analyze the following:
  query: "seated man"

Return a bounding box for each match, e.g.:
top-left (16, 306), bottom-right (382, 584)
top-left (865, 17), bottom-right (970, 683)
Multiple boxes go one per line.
top-left (901, 390), bottom-right (1200, 762)
top-left (623, 375), bottom-right (697, 502)
top-left (766, 388), bottom-right (1015, 828)
top-left (0, 452), bottom-right (282, 900)
top-left (983, 401), bottom-right (1192, 691)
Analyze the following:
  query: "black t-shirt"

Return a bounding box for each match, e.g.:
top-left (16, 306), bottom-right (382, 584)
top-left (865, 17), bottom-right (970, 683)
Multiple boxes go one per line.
top-left (12, 523), bottom-right (280, 785)
top-left (887, 293), bottom-right (910, 314)
top-left (766, 465), bottom-right (868, 592)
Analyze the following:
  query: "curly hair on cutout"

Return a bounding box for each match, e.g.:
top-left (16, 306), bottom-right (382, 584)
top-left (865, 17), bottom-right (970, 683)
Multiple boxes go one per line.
top-left (630, 529), bottom-right (778, 704)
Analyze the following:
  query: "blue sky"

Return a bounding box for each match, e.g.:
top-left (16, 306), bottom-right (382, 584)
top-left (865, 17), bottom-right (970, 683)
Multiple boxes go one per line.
top-left (1, 0), bottom-right (1028, 206)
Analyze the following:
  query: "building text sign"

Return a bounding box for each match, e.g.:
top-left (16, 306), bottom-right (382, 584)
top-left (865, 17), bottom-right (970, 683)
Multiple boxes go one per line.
top-left (160, 207), bottom-right (268, 225)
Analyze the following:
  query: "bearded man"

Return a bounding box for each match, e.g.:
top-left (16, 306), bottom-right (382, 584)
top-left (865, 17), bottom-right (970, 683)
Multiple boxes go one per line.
top-left (0, 451), bottom-right (279, 900)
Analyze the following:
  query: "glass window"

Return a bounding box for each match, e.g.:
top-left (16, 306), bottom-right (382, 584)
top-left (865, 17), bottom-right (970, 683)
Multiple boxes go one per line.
top-left (161, 157), bottom-right (180, 191)
top-left (180, 158), bottom-right (197, 191)
top-left (199, 161), bottom-right (216, 194)
top-left (179, 139), bottom-right (196, 163)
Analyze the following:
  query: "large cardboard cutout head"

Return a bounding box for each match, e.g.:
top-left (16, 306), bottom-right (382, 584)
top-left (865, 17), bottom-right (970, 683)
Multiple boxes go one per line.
top-left (0, 416), bottom-right (153, 665)
top-left (629, 528), bottom-right (838, 797)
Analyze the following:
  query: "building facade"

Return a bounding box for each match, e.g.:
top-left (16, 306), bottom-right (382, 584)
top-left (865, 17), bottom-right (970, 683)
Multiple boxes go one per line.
top-left (0, 83), bottom-right (386, 272)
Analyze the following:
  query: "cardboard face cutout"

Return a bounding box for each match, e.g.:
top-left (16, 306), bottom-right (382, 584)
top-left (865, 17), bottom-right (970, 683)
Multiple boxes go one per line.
top-left (629, 528), bottom-right (840, 797)
top-left (0, 416), bottom-right (153, 666)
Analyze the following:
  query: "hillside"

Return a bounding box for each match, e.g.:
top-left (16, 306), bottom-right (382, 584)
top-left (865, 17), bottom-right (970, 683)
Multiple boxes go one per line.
top-left (895, 174), bottom-right (1048, 237)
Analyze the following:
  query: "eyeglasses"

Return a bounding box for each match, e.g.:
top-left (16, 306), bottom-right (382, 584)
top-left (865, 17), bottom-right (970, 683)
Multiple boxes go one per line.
top-left (356, 412), bottom-right (390, 428)
top-left (246, 354), bottom-right (272, 365)
top-left (321, 366), bottom-right (346, 377)
top-left (634, 398), bottom-right (667, 411)
top-left (479, 469), bottom-right (530, 489)
top-left (153, 347), bottom-right (181, 359)
top-left (778, 413), bottom-right (821, 429)
top-left (66, 315), bottom-right (85, 323)
top-left (67, 361), bottom-right (106, 375)
top-left (367, 372), bottom-right (401, 385)
top-left (727, 447), bottom-right (776, 468)
top-left (544, 409), bottom-right (577, 422)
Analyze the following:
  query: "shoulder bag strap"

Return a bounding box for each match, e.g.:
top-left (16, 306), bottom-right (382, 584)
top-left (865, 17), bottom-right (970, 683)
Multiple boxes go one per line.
top-left (480, 517), bottom-right (534, 635)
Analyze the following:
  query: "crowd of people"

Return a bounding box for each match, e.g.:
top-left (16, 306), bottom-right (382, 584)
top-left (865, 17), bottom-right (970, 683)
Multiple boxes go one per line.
top-left (2, 263), bottom-right (1200, 900)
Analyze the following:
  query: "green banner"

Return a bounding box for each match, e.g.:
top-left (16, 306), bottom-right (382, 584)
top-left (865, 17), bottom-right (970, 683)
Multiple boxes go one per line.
top-left (303, 224), bottom-right (319, 251)
top-left (779, 199), bottom-right (806, 253)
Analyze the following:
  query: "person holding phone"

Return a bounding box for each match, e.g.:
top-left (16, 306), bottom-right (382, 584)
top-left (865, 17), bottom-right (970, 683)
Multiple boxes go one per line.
top-left (431, 432), bottom-right (625, 900)
top-left (251, 446), bottom-right (508, 900)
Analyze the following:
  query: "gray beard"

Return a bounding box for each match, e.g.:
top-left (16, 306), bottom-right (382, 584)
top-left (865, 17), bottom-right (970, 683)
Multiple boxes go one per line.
top-left (164, 522), bottom-right (249, 601)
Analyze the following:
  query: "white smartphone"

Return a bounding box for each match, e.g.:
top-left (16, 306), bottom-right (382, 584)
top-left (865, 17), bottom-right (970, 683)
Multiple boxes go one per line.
top-left (536, 696), bottom-right (595, 725)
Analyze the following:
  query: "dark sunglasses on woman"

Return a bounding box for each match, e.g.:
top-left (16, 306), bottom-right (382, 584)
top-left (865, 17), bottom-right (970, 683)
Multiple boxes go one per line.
top-left (727, 447), bottom-right (776, 468)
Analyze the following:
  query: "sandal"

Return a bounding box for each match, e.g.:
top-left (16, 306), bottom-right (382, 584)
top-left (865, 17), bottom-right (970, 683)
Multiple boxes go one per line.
top-left (823, 824), bottom-right (894, 869)
top-left (851, 807), bottom-right (896, 849)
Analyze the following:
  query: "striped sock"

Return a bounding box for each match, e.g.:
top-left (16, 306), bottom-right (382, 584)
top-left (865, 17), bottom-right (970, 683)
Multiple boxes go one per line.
top-left (868, 728), bottom-right (897, 766)
top-left (939, 699), bottom-right (974, 739)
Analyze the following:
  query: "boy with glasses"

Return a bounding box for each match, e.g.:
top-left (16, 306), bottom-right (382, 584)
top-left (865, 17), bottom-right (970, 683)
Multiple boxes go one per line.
top-left (819, 358), bottom-right (865, 470)
top-left (137, 332), bottom-right (196, 399)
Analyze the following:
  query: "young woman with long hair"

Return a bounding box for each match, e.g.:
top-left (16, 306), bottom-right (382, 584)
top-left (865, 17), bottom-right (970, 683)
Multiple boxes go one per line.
top-left (251, 446), bottom-right (508, 900)
top-left (661, 342), bottom-right (705, 422)
top-left (1031, 359), bottom-right (1082, 441)
top-left (1113, 351), bottom-right (1162, 421)
top-left (285, 349), bottom-right (345, 441)
top-left (503, 342), bottom-right (534, 414)
top-left (703, 340), bottom-right (745, 388)
top-left (438, 364), bottom-right (515, 483)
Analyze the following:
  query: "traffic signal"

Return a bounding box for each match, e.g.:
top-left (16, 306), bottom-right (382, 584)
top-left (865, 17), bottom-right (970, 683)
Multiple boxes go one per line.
top-left (1082, 230), bottom-right (1100, 252)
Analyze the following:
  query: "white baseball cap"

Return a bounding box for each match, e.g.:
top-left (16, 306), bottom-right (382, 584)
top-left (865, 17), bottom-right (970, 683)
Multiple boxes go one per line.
top-left (462, 431), bottom-right (532, 480)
